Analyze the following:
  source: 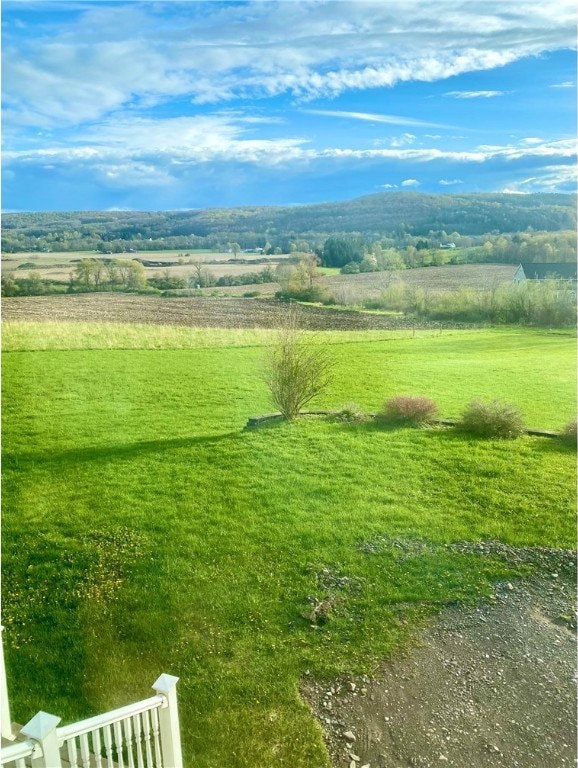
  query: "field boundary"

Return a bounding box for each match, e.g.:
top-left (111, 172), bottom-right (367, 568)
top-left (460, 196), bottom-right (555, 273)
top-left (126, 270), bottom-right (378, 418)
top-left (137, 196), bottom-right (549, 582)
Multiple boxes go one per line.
top-left (245, 411), bottom-right (561, 437)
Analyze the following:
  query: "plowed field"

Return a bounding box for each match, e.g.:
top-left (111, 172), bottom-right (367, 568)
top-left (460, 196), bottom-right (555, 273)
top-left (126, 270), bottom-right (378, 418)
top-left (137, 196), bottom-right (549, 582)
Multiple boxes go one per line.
top-left (1, 294), bottom-right (467, 330)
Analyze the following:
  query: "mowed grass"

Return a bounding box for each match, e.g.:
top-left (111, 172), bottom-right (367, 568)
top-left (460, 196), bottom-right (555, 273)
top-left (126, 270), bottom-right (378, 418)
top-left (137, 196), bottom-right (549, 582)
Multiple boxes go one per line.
top-left (2, 323), bottom-right (576, 767)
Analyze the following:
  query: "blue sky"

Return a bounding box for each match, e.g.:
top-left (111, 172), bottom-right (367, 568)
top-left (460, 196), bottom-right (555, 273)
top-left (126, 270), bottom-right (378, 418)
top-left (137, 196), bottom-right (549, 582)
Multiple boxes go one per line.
top-left (2, 0), bottom-right (577, 211)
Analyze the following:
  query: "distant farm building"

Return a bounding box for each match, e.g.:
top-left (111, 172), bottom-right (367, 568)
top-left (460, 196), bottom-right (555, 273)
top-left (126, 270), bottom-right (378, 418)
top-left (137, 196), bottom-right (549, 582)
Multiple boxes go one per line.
top-left (513, 263), bottom-right (577, 283)
top-left (439, 243), bottom-right (456, 249)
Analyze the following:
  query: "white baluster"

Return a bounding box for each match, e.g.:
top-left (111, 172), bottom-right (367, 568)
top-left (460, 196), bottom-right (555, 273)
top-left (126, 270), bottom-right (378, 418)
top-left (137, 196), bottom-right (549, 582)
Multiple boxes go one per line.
top-left (133, 714), bottom-right (145, 768)
top-left (103, 724), bottom-right (114, 767)
top-left (16, 759), bottom-right (26, 768)
top-left (123, 716), bottom-right (135, 768)
top-left (92, 728), bottom-right (103, 768)
top-left (142, 710), bottom-right (153, 768)
top-left (113, 720), bottom-right (125, 768)
top-left (79, 732), bottom-right (91, 768)
top-left (66, 737), bottom-right (79, 768)
top-left (151, 708), bottom-right (162, 768)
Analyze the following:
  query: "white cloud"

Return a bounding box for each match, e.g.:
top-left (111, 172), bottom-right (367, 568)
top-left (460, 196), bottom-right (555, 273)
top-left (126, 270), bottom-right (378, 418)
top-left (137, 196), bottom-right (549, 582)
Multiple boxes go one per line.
top-left (444, 90), bottom-right (506, 99)
top-left (439, 178), bottom-right (464, 185)
top-left (519, 137), bottom-right (544, 145)
top-left (390, 133), bottom-right (417, 147)
top-left (302, 110), bottom-right (446, 128)
top-left (401, 178), bottom-right (420, 187)
top-left (550, 80), bottom-right (576, 88)
top-left (3, 0), bottom-right (576, 127)
top-left (380, 183), bottom-right (398, 188)
top-left (5, 131), bottom-right (575, 171)
top-left (512, 164), bottom-right (578, 192)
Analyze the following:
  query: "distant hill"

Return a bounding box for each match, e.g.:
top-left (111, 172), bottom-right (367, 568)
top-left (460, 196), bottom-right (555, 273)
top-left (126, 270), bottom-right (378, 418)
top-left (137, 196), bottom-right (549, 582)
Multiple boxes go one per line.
top-left (2, 192), bottom-right (576, 253)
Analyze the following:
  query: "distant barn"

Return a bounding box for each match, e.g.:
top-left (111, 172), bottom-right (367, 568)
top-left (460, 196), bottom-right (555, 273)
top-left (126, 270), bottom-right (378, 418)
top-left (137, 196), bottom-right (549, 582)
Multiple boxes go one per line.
top-left (514, 263), bottom-right (577, 283)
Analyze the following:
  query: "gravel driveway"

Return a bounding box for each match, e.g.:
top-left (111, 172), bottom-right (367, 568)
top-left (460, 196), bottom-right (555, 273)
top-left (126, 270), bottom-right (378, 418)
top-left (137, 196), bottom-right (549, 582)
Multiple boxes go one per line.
top-left (303, 545), bottom-right (576, 768)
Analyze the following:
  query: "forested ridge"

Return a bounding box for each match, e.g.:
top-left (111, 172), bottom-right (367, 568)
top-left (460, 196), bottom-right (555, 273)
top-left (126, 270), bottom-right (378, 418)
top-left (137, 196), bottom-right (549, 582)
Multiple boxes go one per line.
top-left (3, 192), bottom-right (576, 253)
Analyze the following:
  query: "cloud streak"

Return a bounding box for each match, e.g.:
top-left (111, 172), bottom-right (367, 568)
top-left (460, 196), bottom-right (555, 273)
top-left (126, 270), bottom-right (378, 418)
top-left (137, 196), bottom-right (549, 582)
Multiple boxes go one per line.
top-left (302, 110), bottom-right (447, 128)
top-left (444, 90), bottom-right (506, 98)
top-left (3, 0), bottom-right (576, 127)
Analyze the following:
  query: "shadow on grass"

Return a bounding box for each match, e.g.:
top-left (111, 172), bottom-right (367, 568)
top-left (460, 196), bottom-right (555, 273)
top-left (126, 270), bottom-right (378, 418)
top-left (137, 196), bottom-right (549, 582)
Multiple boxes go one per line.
top-left (328, 417), bottom-right (457, 438)
top-left (529, 436), bottom-right (577, 455)
top-left (3, 430), bottom-right (242, 469)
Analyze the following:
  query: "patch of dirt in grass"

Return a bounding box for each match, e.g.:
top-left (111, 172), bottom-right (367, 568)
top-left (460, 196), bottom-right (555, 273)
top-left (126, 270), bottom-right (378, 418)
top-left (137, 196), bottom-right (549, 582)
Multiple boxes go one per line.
top-left (302, 547), bottom-right (576, 768)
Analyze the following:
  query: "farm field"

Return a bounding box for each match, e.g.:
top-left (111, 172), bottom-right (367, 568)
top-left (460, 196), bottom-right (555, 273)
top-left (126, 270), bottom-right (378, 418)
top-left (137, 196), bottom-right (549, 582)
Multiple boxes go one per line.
top-left (2, 294), bottom-right (466, 331)
top-left (213, 262), bottom-right (520, 299)
top-left (325, 263), bottom-right (519, 302)
top-left (1, 249), bottom-right (290, 281)
top-left (1, 317), bottom-right (575, 768)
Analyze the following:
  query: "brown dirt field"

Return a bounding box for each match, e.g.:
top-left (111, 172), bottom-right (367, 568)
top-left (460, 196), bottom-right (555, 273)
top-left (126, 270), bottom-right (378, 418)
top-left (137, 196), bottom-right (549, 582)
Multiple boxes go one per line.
top-left (303, 544), bottom-right (576, 768)
top-left (1, 294), bottom-right (469, 331)
top-left (213, 264), bottom-right (518, 299)
top-left (325, 264), bottom-right (518, 304)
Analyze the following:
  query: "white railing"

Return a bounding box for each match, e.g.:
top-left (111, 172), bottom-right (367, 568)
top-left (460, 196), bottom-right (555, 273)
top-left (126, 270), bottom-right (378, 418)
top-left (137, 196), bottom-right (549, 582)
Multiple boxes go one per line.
top-left (0, 674), bottom-right (182, 768)
top-left (0, 740), bottom-right (37, 768)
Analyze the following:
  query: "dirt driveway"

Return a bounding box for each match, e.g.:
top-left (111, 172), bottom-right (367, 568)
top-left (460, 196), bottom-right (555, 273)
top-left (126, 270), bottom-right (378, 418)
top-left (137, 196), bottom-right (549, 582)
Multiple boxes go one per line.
top-left (303, 545), bottom-right (576, 768)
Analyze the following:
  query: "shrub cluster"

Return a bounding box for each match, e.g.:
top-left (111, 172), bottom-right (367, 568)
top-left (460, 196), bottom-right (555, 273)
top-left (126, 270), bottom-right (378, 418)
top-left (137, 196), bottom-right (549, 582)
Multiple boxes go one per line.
top-left (377, 395), bottom-right (439, 425)
top-left (361, 280), bottom-right (577, 327)
top-left (459, 399), bottom-right (525, 439)
top-left (334, 402), bottom-right (368, 424)
top-left (560, 419), bottom-right (577, 448)
top-left (275, 285), bottom-right (335, 304)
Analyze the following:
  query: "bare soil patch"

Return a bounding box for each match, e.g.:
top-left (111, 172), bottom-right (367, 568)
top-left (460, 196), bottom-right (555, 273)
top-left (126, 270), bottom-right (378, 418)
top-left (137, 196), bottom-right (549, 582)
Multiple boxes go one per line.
top-left (1, 294), bottom-right (468, 331)
top-left (303, 544), bottom-right (576, 768)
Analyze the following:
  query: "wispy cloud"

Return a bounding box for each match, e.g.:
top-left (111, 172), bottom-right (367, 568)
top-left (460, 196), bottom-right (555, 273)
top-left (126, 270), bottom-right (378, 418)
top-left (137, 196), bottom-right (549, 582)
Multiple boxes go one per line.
top-left (444, 90), bottom-right (506, 99)
top-left (550, 80), bottom-right (576, 88)
top-left (3, 1), bottom-right (576, 127)
top-left (302, 110), bottom-right (447, 128)
top-left (401, 178), bottom-right (420, 187)
top-left (439, 178), bottom-right (464, 185)
top-left (509, 164), bottom-right (577, 192)
top-left (390, 133), bottom-right (417, 147)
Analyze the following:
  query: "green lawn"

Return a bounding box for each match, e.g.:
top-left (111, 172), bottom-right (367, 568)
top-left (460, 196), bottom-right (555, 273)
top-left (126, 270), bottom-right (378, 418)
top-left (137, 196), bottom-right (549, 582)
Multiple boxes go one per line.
top-left (2, 323), bottom-right (576, 767)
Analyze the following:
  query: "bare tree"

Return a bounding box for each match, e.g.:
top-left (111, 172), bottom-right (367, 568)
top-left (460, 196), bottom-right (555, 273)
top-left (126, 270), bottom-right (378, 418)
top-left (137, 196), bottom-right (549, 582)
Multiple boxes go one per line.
top-left (264, 306), bottom-right (334, 419)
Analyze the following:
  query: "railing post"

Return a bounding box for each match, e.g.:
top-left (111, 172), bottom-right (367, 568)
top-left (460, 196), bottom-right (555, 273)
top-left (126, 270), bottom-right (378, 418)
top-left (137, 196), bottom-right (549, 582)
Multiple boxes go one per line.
top-left (152, 674), bottom-right (183, 768)
top-left (0, 626), bottom-right (15, 741)
top-left (21, 711), bottom-right (62, 768)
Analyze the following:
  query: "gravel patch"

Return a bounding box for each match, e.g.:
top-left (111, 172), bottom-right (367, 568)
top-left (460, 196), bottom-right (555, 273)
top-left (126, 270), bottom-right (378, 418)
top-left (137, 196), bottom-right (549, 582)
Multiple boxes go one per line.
top-left (302, 546), bottom-right (576, 768)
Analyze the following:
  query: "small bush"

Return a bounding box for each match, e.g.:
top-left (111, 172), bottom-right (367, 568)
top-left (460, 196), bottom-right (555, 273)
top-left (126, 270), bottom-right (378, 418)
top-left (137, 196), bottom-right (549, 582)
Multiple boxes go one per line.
top-left (334, 402), bottom-right (367, 424)
top-left (377, 395), bottom-right (438, 425)
top-left (460, 399), bottom-right (525, 439)
top-left (559, 419), bottom-right (577, 448)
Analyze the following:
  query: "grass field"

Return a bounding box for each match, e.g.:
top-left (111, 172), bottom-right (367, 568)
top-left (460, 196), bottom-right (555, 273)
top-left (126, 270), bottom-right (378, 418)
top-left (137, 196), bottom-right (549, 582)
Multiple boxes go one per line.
top-left (2, 321), bottom-right (576, 767)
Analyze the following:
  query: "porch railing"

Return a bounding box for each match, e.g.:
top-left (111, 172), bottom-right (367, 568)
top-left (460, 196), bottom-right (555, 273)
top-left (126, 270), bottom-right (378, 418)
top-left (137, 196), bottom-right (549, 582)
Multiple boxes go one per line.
top-left (0, 674), bottom-right (182, 768)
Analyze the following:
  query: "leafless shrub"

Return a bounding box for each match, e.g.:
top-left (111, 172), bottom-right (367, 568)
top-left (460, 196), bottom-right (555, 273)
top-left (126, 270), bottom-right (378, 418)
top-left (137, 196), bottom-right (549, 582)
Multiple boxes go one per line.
top-left (377, 394), bottom-right (438, 425)
top-left (264, 305), bottom-right (335, 419)
top-left (460, 399), bottom-right (525, 439)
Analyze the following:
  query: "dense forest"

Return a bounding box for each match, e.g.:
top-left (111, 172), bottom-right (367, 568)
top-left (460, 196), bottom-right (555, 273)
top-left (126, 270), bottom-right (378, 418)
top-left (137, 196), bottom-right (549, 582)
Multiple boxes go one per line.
top-left (2, 192), bottom-right (576, 254)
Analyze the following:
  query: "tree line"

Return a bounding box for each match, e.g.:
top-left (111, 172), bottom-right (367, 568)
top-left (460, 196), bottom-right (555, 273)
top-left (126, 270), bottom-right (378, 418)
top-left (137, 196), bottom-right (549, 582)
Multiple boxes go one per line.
top-left (2, 192), bottom-right (576, 254)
